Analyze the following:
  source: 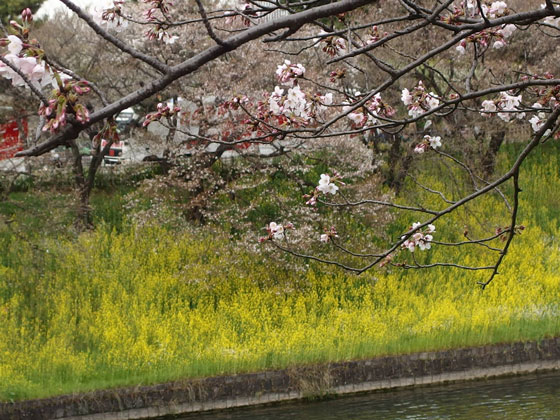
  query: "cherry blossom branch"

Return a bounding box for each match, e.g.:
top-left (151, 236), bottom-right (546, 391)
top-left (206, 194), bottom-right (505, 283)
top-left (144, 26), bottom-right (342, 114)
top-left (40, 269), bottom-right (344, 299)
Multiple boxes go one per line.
top-left (17, 0), bottom-right (373, 158)
top-left (295, 107), bottom-right (559, 277)
top-left (396, 261), bottom-right (495, 270)
top-left (195, 0), bottom-right (226, 47)
top-left (478, 172), bottom-right (520, 289)
top-left (432, 229), bottom-right (509, 252)
top-left (270, 240), bottom-right (363, 273)
top-left (57, 0), bottom-right (171, 74)
top-left (318, 196), bottom-right (439, 216)
top-left (407, 174), bottom-right (456, 205)
top-left (43, 57), bottom-right (109, 106)
top-left (330, 238), bottom-right (384, 258)
top-left (0, 55), bottom-right (48, 106)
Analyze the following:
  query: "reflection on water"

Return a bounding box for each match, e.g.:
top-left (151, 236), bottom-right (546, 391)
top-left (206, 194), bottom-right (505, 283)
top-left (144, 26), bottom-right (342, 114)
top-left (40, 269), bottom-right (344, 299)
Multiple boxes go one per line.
top-left (180, 371), bottom-right (560, 420)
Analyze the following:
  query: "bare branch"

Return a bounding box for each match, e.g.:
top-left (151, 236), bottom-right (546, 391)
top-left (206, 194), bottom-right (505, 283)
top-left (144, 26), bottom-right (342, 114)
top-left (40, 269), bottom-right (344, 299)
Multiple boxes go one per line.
top-left (57, 0), bottom-right (171, 74)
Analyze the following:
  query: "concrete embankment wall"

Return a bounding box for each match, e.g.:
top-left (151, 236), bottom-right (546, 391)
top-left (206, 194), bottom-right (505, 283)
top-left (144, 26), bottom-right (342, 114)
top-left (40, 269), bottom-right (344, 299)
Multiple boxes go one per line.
top-left (2, 337), bottom-right (560, 420)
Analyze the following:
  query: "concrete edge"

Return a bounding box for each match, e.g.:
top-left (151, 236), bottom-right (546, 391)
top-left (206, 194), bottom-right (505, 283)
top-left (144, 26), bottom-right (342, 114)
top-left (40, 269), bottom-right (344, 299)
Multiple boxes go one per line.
top-left (2, 337), bottom-right (559, 420)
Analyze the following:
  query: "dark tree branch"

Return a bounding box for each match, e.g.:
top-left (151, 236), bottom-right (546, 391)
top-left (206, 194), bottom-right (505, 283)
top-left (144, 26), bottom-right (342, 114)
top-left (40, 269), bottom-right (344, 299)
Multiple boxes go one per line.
top-left (57, 0), bottom-right (171, 74)
top-left (195, 0), bottom-right (227, 46)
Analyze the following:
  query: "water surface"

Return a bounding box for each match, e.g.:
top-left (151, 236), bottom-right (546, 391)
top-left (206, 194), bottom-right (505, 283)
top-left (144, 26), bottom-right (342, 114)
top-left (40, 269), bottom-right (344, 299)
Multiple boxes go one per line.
top-left (180, 371), bottom-right (560, 420)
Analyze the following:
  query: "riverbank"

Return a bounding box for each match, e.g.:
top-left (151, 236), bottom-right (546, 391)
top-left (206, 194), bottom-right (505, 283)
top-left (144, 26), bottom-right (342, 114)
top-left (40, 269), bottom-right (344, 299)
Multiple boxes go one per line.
top-left (2, 337), bottom-right (559, 420)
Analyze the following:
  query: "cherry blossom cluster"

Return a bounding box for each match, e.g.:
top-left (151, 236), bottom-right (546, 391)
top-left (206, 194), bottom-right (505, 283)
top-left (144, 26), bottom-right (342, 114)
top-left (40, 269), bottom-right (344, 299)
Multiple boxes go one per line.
top-left (269, 85), bottom-right (307, 120)
top-left (401, 81), bottom-right (440, 118)
top-left (267, 61), bottom-right (334, 123)
top-left (21, 7), bottom-right (33, 23)
top-left (343, 93), bottom-right (395, 128)
top-left (92, 0), bottom-right (180, 43)
top-left (446, 0), bottom-right (509, 22)
top-left (365, 25), bottom-right (388, 45)
top-left (480, 91), bottom-right (524, 122)
top-left (486, 1), bottom-right (509, 18)
top-left (495, 224), bottom-right (525, 241)
top-left (305, 92), bottom-right (334, 120)
top-left (320, 226), bottom-right (339, 243)
top-left (329, 68), bottom-right (346, 83)
top-left (38, 79), bottom-right (92, 133)
top-left (304, 172), bottom-right (343, 206)
top-left (143, 102), bottom-right (182, 127)
top-left (145, 25), bottom-right (179, 44)
top-left (413, 135), bottom-right (442, 154)
top-left (142, 0), bottom-right (180, 44)
top-left (528, 103), bottom-right (550, 134)
top-left (316, 32), bottom-right (347, 57)
top-left (0, 16), bottom-right (55, 90)
top-left (401, 223), bottom-right (436, 252)
top-left (217, 95), bottom-right (250, 116)
top-left (92, 120), bottom-right (120, 150)
top-left (268, 85), bottom-right (332, 122)
top-left (276, 60), bottom-right (306, 87)
top-left (260, 221), bottom-right (294, 242)
top-left (455, 24), bottom-right (515, 53)
top-left (92, 0), bottom-right (128, 32)
top-left (144, 0), bottom-right (174, 20)
top-left (524, 74), bottom-right (560, 135)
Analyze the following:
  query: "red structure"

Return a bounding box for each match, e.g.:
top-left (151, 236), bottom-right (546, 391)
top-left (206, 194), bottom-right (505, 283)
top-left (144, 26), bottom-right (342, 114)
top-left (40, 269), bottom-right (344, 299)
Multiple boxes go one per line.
top-left (0, 119), bottom-right (26, 160)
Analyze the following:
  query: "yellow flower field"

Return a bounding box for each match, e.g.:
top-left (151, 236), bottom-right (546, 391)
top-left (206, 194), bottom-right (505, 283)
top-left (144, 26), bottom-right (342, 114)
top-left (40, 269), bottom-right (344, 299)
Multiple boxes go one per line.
top-left (0, 143), bottom-right (558, 401)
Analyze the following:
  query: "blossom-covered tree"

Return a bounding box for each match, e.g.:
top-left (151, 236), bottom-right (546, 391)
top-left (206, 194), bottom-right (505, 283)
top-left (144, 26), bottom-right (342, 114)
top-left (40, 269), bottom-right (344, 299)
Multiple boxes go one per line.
top-left (2, 0), bottom-right (560, 286)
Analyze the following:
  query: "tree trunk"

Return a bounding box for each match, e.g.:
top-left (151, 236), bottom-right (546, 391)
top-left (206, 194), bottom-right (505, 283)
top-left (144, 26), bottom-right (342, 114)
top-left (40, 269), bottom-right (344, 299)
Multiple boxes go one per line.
top-left (385, 134), bottom-right (413, 193)
top-left (481, 130), bottom-right (505, 178)
top-left (69, 140), bottom-right (94, 230)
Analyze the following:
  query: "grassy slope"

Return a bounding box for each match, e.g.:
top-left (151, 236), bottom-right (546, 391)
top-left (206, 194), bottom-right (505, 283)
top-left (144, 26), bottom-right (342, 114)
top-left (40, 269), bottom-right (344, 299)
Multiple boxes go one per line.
top-left (0, 142), bottom-right (558, 401)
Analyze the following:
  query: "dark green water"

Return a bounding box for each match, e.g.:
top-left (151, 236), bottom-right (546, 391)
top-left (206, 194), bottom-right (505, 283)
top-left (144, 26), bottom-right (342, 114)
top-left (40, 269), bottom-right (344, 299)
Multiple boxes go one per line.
top-left (181, 371), bottom-right (560, 420)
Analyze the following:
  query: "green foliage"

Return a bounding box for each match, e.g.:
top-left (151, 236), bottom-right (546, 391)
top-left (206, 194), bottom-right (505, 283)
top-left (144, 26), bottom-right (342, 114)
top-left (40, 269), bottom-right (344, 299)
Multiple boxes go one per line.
top-left (0, 0), bottom-right (44, 22)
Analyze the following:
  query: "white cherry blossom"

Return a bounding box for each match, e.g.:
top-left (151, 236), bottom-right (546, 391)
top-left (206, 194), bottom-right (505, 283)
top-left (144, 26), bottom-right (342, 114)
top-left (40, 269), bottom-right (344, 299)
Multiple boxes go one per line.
top-left (481, 100), bottom-right (497, 116)
top-left (401, 222), bottom-right (435, 252)
top-left (488, 1), bottom-right (508, 18)
top-left (425, 135), bottom-right (442, 149)
top-left (401, 88), bottom-right (413, 105)
top-left (267, 222), bottom-right (284, 239)
top-left (317, 174), bottom-right (339, 195)
top-left (275, 60), bottom-right (305, 87)
top-left (92, 1), bottom-right (128, 32)
top-left (7, 35), bottom-right (23, 55)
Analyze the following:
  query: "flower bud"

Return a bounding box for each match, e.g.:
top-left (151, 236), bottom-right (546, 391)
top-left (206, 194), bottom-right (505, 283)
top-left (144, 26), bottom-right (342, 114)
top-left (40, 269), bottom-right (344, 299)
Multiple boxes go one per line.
top-left (9, 20), bottom-right (23, 31)
top-left (22, 8), bottom-right (33, 23)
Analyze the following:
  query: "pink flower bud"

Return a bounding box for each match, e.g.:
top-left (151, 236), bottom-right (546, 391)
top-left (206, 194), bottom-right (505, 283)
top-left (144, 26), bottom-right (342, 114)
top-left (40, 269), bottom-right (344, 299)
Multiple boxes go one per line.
top-left (21, 8), bottom-right (33, 23)
top-left (9, 20), bottom-right (22, 31)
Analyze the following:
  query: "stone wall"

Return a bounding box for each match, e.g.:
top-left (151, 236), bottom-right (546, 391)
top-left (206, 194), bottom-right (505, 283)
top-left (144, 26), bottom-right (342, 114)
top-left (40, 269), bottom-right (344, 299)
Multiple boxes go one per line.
top-left (2, 337), bottom-right (559, 420)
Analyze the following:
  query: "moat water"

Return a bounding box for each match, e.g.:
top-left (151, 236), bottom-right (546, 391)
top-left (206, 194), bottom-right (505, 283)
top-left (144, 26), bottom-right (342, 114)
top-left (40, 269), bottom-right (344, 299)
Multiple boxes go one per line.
top-left (180, 371), bottom-right (560, 420)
